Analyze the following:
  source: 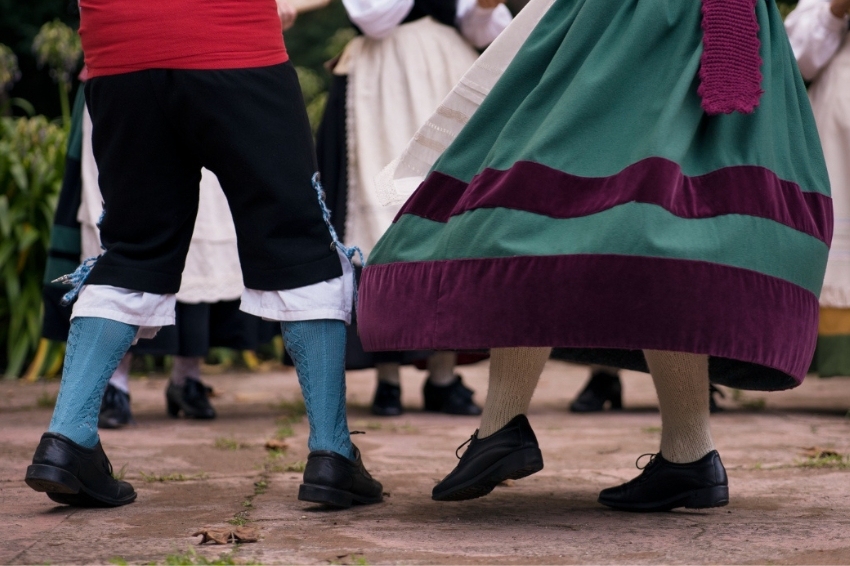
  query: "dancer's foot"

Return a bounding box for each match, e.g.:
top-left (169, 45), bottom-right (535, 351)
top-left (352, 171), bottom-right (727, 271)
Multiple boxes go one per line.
top-left (598, 450), bottom-right (728, 512)
top-left (371, 381), bottom-right (403, 416)
top-left (423, 375), bottom-right (482, 415)
top-left (25, 432), bottom-right (136, 507)
top-left (569, 370), bottom-right (622, 413)
top-left (165, 378), bottom-right (216, 419)
top-left (99, 384), bottom-right (135, 429)
top-left (298, 445), bottom-right (383, 508)
top-left (709, 384), bottom-right (724, 414)
top-left (432, 414), bottom-right (543, 501)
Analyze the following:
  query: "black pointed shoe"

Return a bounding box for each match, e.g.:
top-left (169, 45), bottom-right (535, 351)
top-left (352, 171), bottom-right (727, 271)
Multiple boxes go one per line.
top-left (432, 414), bottom-right (543, 501)
top-left (298, 445), bottom-right (383, 508)
top-left (99, 384), bottom-right (135, 429)
top-left (166, 378), bottom-right (216, 419)
top-left (598, 450), bottom-right (729, 512)
top-left (569, 370), bottom-right (623, 413)
top-left (25, 432), bottom-right (136, 507)
top-left (371, 381), bottom-right (403, 416)
top-left (423, 375), bottom-right (482, 415)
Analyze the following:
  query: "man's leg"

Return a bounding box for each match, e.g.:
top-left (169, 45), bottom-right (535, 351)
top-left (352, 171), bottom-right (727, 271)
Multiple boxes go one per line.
top-left (27, 69), bottom-right (202, 507)
top-left (192, 63), bottom-right (381, 508)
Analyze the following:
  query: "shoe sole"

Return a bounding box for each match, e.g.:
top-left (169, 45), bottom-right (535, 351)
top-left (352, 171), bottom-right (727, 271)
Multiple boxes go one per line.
top-left (298, 483), bottom-right (383, 509)
top-left (432, 446), bottom-right (544, 502)
top-left (25, 464), bottom-right (136, 508)
top-left (598, 485), bottom-right (729, 512)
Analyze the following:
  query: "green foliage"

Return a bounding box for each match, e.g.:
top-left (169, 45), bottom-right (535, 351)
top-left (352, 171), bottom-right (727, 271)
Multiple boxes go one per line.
top-left (0, 114), bottom-right (66, 377)
top-left (0, 44), bottom-right (20, 92)
top-left (32, 20), bottom-right (80, 86)
top-left (162, 548), bottom-right (252, 566)
top-left (296, 66), bottom-right (328, 134)
top-left (32, 20), bottom-right (80, 126)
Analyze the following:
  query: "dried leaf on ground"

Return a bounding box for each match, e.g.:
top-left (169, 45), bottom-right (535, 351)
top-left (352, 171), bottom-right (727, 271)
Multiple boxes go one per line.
top-left (192, 526), bottom-right (259, 545)
top-left (264, 439), bottom-right (289, 451)
top-left (800, 447), bottom-right (840, 459)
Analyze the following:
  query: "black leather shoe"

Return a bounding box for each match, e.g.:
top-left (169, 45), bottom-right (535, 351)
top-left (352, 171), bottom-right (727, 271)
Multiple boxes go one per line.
top-left (99, 384), bottom-right (135, 429)
top-left (709, 384), bottom-right (724, 414)
top-left (371, 381), bottom-right (403, 416)
top-left (166, 378), bottom-right (216, 419)
top-left (298, 445), bottom-right (383, 508)
top-left (423, 375), bottom-right (482, 415)
top-left (25, 432), bottom-right (136, 507)
top-left (432, 414), bottom-right (543, 501)
top-left (569, 370), bottom-right (622, 413)
top-left (598, 450), bottom-right (729, 512)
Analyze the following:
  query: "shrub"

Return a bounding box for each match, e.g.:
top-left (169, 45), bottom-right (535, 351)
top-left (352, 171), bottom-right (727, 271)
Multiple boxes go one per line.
top-left (0, 114), bottom-right (66, 377)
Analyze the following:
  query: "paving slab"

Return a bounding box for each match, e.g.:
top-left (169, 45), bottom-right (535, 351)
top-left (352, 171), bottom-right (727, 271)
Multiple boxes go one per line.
top-left (1, 360), bottom-right (849, 565)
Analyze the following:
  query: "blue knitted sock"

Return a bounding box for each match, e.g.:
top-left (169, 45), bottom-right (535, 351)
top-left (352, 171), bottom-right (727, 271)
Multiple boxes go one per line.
top-left (282, 319), bottom-right (353, 460)
top-left (48, 317), bottom-right (138, 448)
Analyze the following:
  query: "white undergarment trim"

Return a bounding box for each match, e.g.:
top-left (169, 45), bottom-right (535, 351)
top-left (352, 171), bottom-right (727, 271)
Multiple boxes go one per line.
top-left (69, 250), bottom-right (354, 342)
top-left (240, 249), bottom-right (354, 324)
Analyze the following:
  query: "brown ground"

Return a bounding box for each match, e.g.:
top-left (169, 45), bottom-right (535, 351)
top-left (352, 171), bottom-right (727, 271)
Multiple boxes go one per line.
top-left (1, 360), bottom-right (849, 565)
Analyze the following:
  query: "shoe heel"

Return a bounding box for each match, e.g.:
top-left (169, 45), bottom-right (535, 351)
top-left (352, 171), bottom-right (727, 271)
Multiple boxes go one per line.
top-left (505, 447), bottom-right (544, 481)
top-left (298, 483), bottom-right (354, 508)
top-left (166, 397), bottom-right (180, 418)
top-left (684, 485), bottom-right (729, 509)
top-left (609, 392), bottom-right (623, 410)
top-left (25, 464), bottom-right (82, 494)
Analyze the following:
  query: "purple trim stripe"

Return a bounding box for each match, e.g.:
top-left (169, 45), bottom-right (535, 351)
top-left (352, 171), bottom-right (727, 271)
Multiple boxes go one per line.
top-left (397, 159), bottom-right (833, 245)
top-left (359, 255), bottom-right (818, 384)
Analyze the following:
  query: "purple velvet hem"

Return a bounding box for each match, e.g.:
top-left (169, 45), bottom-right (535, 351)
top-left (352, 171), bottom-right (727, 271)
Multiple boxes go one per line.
top-left (359, 255), bottom-right (818, 386)
top-left (396, 159), bottom-right (832, 245)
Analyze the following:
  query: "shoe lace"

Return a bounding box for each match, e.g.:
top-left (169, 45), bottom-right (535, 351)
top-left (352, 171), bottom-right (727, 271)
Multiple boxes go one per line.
top-left (635, 453), bottom-right (657, 470)
top-left (455, 430), bottom-right (479, 459)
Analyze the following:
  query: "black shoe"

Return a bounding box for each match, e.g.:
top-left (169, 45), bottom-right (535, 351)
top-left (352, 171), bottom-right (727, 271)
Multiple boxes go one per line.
top-left (166, 378), bottom-right (216, 419)
top-left (25, 432), bottom-right (136, 507)
top-left (709, 384), bottom-right (724, 414)
top-left (598, 450), bottom-right (729, 512)
top-left (298, 445), bottom-right (383, 508)
top-left (423, 375), bottom-right (482, 415)
top-left (432, 414), bottom-right (543, 501)
top-left (98, 384), bottom-right (135, 429)
top-left (371, 381), bottom-right (403, 416)
top-left (569, 370), bottom-right (622, 413)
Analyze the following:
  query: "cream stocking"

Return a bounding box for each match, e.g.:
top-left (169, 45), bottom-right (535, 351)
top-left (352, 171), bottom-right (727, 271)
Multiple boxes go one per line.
top-left (478, 347), bottom-right (551, 438)
top-left (643, 350), bottom-right (714, 463)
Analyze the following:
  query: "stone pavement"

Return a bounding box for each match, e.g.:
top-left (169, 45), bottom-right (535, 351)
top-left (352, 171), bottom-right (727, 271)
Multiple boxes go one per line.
top-left (1, 360), bottom-right (849, 565)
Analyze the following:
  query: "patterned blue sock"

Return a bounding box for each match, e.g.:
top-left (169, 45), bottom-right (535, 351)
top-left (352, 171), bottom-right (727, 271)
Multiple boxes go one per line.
top-left (48, 317), bottom-right (138, 448)
top-left (282, 319), bottom-right (353, 460)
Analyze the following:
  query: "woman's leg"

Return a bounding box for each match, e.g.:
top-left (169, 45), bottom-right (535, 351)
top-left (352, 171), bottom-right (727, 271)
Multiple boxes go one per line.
top-left (479, 347), bottom-right (551, 437)
top-left (432, 347), bottom-right (550, 501)
top-left (598, 350), bottom-right (728, 512)
top-left (645, 350), bottom-right (714, 463)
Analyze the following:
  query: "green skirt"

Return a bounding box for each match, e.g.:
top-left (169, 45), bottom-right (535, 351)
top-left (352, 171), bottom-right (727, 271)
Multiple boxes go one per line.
top-left (359, 0), bottom-right (832, 391)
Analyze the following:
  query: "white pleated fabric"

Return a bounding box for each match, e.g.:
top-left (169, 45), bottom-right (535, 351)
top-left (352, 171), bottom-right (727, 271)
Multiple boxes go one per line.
top-left (809, 41), bottom-right (850, 307)
top-left (338, 17), bottom-right (480, 253)
top-left (787, 1), bottom-right (850, 307)
top-left (375, 0), bottom-right (555, 206)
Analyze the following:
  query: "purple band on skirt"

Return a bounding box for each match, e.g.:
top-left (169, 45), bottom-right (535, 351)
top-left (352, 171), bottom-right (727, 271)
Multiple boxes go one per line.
top-left (359, 255), bottom-right (817, 383)
top-left (699, 0), bottom-right (764, 114)
top-left (396, 160), bottom-right (833, 245)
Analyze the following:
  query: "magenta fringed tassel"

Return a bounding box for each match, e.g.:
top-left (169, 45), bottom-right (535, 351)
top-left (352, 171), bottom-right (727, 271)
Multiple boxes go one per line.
top-left (698, 0), bottom-right (764, 115)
